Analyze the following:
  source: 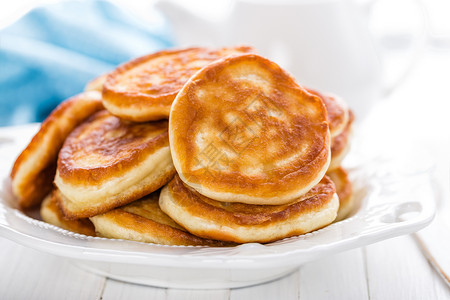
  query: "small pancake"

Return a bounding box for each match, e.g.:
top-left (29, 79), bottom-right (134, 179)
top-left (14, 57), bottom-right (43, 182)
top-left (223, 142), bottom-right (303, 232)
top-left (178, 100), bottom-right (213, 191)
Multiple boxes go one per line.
top-left (90, 191), bottom-right (231, 246)
top-left (102, 46), bottom-right (255, 122)
top-left (85, 73), bottom-right (108, 92)
top-left (159, 174), bottom-right (338, 244)
top-left (329, 110), bottom-right (354, 170)
top-left (40, 190), bottom-right (96, 236)
top-left (169, 54), bottom-right (330, 205)
top-left (305, 88), bottom-right (349, 137)
top-left (54, 110), bottom-right (176, 219)
top-left (327, 167), bottom-right (354, 221)
top-left (10, 91), bottom-right (104, 209)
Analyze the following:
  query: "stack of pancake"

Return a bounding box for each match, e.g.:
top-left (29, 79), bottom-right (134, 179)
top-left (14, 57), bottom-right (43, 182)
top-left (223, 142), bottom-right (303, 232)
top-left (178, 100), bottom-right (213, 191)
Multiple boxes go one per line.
top-left (10, 46), bottom-right (355, 246)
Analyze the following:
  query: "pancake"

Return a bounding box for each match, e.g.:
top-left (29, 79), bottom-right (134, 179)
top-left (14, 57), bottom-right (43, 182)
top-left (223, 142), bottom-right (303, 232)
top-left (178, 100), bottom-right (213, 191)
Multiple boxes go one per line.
top-left (90, 191), bottom-right (231, 246)
top-left (327, 167), bottom-right (354, 221)
top-left (169, 54), bottom-right (330, 205)
top-left (54, 110), bottom-right (176, 219)
top-left (40, 190), bottom-right (96, 236)
top-left (329, 110), bottom-right (354, 170)
top-left (102, 46), bottom-right (255, 122)
top-left (160, 174), bottom-right (338, 244)
top-left (305, 88), bottom-right (349, 137)
top-left (10, 91), bottom-right (104, 209)
top-left (85, 73), bottom-right (108, 92)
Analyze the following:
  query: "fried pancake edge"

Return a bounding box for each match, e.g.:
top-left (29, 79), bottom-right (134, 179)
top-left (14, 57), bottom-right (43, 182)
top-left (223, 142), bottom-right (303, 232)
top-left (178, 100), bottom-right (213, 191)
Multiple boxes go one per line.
top-left (90, 194), bottom-right (232, 247)
top-left (327, 167), bottom-right (354, 221)
top-left (55, 154), bottom-right (176, 219)
top-left (85, 73), bottom-right (108, 92)
top-left (159, 175), bottom-right (338, 244)
top-left (305, 88), bottom-right (349, 138)
top-left (40, 192), bottom-right (96, 236)
top-left (329, 110), bottom-right (354, 171)
top-left (10, 91), bottom-right (104, 209)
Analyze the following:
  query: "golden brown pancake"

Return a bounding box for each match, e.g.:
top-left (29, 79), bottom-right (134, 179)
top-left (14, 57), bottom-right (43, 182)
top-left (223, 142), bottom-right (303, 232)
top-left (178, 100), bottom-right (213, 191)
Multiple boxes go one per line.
top-left (84, 73), bottom-right (108, 92)
top-left (90, 191), bottom-right (232, 246)
top-left (160, 175), bottom-right (338, 243)
top-left (327, 167), bottom-right (354, 221)
top-left (305, 88), bottom-right (349, 137)
top-left (102, 46), bottom-right (255, 122)
top-left (40, 190), bottom-right (96, 236)
top-left (329, 110), bottom-right (354, 170)
top-left (54, 110), bottom-right (176, 219)
top-left (169, 54), bottom-right (330, 205)
top-left (10, 91), bottom-right (104, 209)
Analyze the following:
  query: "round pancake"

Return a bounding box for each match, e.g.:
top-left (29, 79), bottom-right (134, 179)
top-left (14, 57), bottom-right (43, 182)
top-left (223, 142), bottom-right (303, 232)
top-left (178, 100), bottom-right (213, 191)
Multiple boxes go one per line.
top-left (102, 46), bottom-right (255, 122)
top-left (169, 54), bottom-right (330, 205)
top-left (10, 91), bottom-right (104, 209)
top-left (305, 88), bottom-right (349, 137)
top-left (54, 110), bottom-right (176, 219)
top-left (329, 110), bottom-right (354, 170)
top-left (160, 175), bottom-right (338, 243)
top-left (85, 73), bottom-right (108, 92)
top-left (327, 167), bottom-right (354, 221)
top-left (40, 190), bottom-right (96, 236)
top-left (90, 191), bottom-right (232, 246)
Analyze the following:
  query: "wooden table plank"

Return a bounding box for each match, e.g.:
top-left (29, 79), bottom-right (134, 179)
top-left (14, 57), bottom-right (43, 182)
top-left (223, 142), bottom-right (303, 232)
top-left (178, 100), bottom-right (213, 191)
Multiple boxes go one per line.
top-left (102, 279), bottom-right (166, 299)
top-left (432, 267), bottom-right (450, 300)
top-left (0, 237), bottom-right (105, 300)
top-left (298, 248), bottom-right (369, 300)
top-left (166, 288), bottom-right (229, 300)
top-left (365, 235), bottom-right (444, 300)
top-left (230, 270), bottom-right (299, 300)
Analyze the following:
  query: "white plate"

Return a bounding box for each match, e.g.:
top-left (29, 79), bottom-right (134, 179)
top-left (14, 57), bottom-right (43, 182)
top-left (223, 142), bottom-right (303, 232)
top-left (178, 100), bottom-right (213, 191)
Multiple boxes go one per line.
top-left (0, 124), bottom-right (436, 289)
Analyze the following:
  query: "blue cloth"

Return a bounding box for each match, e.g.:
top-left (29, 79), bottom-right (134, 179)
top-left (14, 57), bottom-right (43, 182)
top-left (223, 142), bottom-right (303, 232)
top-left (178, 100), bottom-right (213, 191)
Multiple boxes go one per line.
top-left (0, 0), bottom-right (173, 126)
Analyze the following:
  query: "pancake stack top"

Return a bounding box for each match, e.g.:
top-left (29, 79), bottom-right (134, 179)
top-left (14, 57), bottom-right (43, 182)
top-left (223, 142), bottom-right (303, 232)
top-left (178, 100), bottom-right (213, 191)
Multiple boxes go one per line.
top-left (11, 46), bottom-right (355, 245)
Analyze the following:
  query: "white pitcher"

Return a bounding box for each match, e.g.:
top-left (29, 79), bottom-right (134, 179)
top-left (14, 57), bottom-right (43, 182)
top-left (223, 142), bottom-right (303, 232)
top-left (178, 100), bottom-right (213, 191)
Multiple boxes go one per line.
top-left (156, 0), bottom-right (424, 119)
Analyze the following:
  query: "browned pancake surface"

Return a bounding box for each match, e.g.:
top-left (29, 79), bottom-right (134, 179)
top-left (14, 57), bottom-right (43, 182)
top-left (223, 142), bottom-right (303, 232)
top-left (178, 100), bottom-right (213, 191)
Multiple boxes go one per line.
top-left (103, 46), bottom-right (255, 121)
top-left (58, 110), bottom-right (169, 184)
top-left (169, 54), bottom-right (330, 204)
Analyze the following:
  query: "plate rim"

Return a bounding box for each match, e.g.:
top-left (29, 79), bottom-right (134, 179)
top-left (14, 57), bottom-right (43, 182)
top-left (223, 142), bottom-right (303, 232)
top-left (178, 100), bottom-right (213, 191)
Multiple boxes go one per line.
top-left (0, 172), bottom-right (435, 270)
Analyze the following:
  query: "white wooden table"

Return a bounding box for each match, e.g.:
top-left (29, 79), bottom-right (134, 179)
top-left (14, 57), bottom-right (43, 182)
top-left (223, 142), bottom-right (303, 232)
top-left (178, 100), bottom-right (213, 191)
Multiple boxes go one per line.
top-left (0, 48), bottom-right (449, 300)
